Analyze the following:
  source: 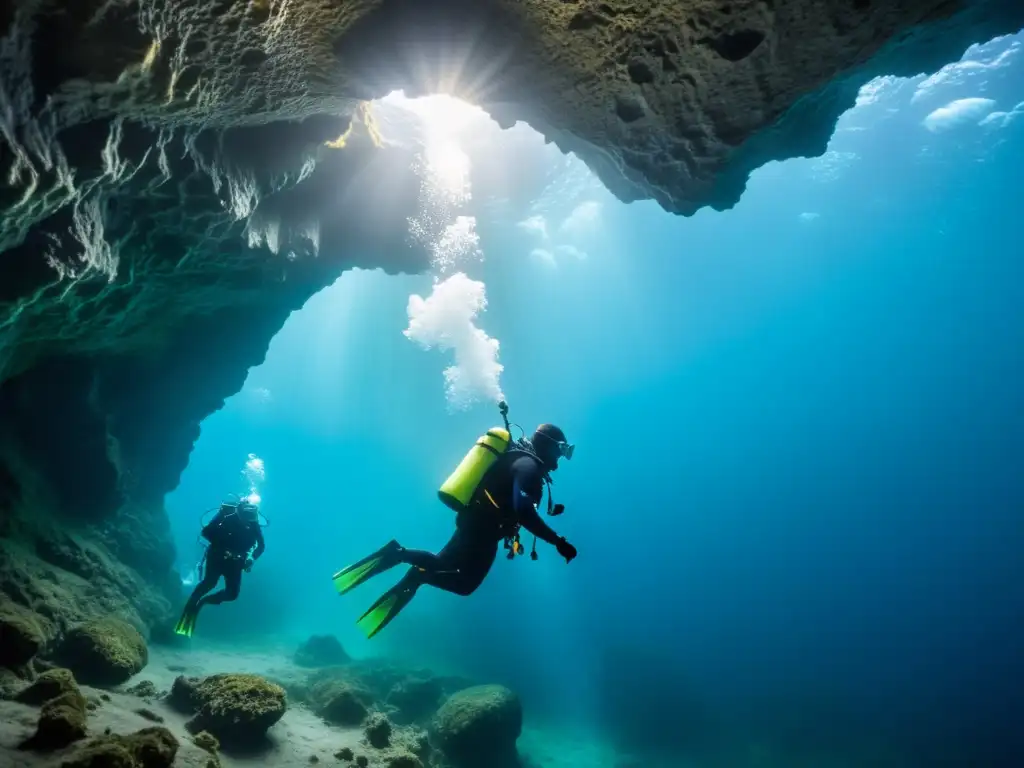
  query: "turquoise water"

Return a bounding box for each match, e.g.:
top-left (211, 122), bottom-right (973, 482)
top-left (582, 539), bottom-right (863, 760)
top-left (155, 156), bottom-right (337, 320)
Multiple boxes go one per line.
top-left (168, 34), bottom-right (1024, 767)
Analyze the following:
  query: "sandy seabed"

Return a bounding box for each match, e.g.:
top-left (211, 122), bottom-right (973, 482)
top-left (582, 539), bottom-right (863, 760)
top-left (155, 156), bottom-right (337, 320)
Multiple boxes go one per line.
top-left (0, 642), bottom-right (630, 768)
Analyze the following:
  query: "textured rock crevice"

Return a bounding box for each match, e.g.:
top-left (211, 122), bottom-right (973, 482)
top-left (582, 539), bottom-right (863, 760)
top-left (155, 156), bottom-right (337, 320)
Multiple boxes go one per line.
top-left (1, 0), bottom-right (1023, 649)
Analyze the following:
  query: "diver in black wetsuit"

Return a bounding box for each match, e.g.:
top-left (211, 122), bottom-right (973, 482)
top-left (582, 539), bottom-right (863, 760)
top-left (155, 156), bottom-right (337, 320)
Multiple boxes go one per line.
top-left (334, 420), bottom-right (578, 639)
top-left (174, 499), bottom-right (265, 637)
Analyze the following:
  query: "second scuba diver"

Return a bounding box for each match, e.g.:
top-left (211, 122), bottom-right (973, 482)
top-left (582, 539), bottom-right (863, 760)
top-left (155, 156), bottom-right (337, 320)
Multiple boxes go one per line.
top-left (333, 401), bottom-right (579, 639)
top-left (174, 498), bottom-right (265, 638)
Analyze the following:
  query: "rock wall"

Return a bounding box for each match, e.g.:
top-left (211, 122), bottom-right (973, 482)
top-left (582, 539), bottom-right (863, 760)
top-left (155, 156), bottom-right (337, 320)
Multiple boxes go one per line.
top-left (1, 0), bottom-right (1022, 650)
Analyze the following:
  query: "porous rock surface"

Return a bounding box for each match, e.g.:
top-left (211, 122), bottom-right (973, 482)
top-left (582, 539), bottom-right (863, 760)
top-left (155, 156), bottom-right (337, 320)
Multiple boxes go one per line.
top-left (169, 673), bottom-right (287, 743)
top-left (0, 0), bottom-right (1022, 650)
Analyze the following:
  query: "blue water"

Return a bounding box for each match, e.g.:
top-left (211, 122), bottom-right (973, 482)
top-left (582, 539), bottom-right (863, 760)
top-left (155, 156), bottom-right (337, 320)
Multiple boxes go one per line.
top-left (168, 34), bottom-right (1024, 768)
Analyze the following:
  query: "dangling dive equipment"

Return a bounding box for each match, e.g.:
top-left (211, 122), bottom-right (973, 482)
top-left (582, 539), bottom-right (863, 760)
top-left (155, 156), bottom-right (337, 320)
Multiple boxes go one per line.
top-left (438, 400), bottom-right (566, 562)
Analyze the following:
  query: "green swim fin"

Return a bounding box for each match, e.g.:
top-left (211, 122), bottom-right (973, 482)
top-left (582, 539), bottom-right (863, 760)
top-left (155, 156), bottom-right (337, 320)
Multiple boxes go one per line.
top-left (174, 606), bottom-right (197, 638)
top-left (356, 582), bottom-right (417, 639)
top-left (332, 540), bottom-right (402, 595)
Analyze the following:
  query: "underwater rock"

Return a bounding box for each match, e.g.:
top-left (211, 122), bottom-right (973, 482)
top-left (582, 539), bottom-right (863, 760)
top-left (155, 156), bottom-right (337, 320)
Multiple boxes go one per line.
top-left (171, 673), bottom-right (287, 743)
top-left (309, 677), bottom-right (373, 726)
top-left (0, 532), bottom-right (173, 657)
top-left (0, 598), bottom-right (48, 669)
top-left (335, 746), bottom-right (355, 761)
top-left (59, 726), bottom-right (179, 768)
top-left (365, 711), bottom-right (393, 748)
top-left (294, 634), bottom-right (351, 668)
top-left (192, 730), bottom-right (220, 754)
top-left (386, 676), bottom-right (445, 724)
top-left (15, 668), bottom-right (79, 706)
top-left (433, 685), bottom-right (523, 767)
top-left (0, 668), bottom-right (25, 699)
top-left (58, 617), bottom-right (149, 686)
top-left (20, 688), bottom-right (89, 751)
top-left (168, 675), bottom-right (199, 711)
top-left (191, 729), bottom-right (222, 768)
top-left (387, 754), bottom-right (423, 768)
top-left (125, 680), bottom-right (159, 698)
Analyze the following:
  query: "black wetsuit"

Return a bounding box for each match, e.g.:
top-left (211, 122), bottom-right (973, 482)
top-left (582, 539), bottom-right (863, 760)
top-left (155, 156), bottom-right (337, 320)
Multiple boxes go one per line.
top-left (185, 509), bottom-right (265, 613)
top-left (396, 454), bottom-right (563, 596)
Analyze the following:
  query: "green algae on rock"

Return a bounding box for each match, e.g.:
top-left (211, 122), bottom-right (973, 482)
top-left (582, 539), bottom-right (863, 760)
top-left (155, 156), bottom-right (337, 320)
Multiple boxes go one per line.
top-left (432, 685), bottom-right (523, 766)
top-left (14, 668), bottom-right (79, 706)
top-left (20, 688), bottom-right (89, 751)
top-left (0, 598), bottom-right (48, 670)
top-left (59, 726), bottom-right (179, 768)
top-left (171, 673), bottom-right (287, 743)
top-left (58, 617), bottom-right (149, 686)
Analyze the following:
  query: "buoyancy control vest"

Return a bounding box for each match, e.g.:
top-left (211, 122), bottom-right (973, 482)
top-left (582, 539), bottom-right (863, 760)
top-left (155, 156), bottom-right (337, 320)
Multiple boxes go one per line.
top-left (437, 402), bottom-right (565, 559)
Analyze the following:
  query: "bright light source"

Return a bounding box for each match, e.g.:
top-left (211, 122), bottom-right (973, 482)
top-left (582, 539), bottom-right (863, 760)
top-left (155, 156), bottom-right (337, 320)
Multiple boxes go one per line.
top-left (381, 92), bottom-right (487, 138)
top-left (425, 139), bottom-right (471, 199)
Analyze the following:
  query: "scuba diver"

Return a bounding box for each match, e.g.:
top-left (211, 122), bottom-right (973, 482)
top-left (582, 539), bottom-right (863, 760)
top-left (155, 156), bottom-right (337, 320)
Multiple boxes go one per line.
top-left (174, 497), bottom-right (265, 638)
top-left (333, 401), bottom-right (578, 639)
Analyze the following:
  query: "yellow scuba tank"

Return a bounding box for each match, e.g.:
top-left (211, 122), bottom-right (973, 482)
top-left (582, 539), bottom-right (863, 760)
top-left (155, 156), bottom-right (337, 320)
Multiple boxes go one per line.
top-left (438, 427), bottom-right (512, 512)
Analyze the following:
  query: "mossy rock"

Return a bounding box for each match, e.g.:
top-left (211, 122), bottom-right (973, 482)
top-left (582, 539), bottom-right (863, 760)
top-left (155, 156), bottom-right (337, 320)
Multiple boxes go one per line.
top-left (0, 599), bottom-right (47, 668)
top-left (15, 667), bottom-right (78, 705)
top-left (192, 730), bottom-right (220, 754)
top-left (364, 711), bottom-right (392, 748)
top-left (182, 673), bottom-right (287, 743)
top-left (59, 617), bottom-right (148, 686)
top-left (432, 685), bottom-right (522, 766)
top-left (309, 678), bottom-right (372, 726)
top-left (60, 726), bottom-right (178, 768)
top-left (20, 689), bottom-right (88, 751)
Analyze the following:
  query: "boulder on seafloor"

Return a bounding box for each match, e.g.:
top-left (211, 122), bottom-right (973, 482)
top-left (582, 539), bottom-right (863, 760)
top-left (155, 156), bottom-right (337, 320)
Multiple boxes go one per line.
top-left (0, 598), bottom-right (48, 669)
top-left (19, 688), bottom-right (89, 751)
top-left (58, 617), bottom-right (148, 686)
top-left (294, 634), bottom-right (350, 667)
top-left (386, 676), bottom-right (444, 724)
top-left (14, 667), bottom-right (78, 705)
top-left (364, 711), bottom-right (393, 748)
top-left (309, 677), bottom-right (373, 726)
top-left (170, 673), bottom-right (286, 744)
top-left (59, 726), bottom-right (178, 768)
top-left (432, 685), bottom-right (523, 767)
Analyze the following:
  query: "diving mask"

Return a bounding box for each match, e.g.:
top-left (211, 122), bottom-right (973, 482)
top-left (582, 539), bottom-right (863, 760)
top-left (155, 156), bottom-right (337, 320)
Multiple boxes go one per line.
top-left (535, 430), bottom-right (575, 461)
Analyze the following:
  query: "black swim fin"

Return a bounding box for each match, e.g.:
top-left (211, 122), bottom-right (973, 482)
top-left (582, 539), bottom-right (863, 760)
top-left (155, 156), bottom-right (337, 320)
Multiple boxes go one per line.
top-left (332, 540), bottom-right (403, 596)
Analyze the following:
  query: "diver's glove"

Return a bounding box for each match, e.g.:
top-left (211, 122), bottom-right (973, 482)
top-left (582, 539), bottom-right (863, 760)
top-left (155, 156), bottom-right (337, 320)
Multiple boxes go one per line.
top-left (556, 537), bottom-right (577, 563)
top-left (244, 558), bottom-right (254, 573)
